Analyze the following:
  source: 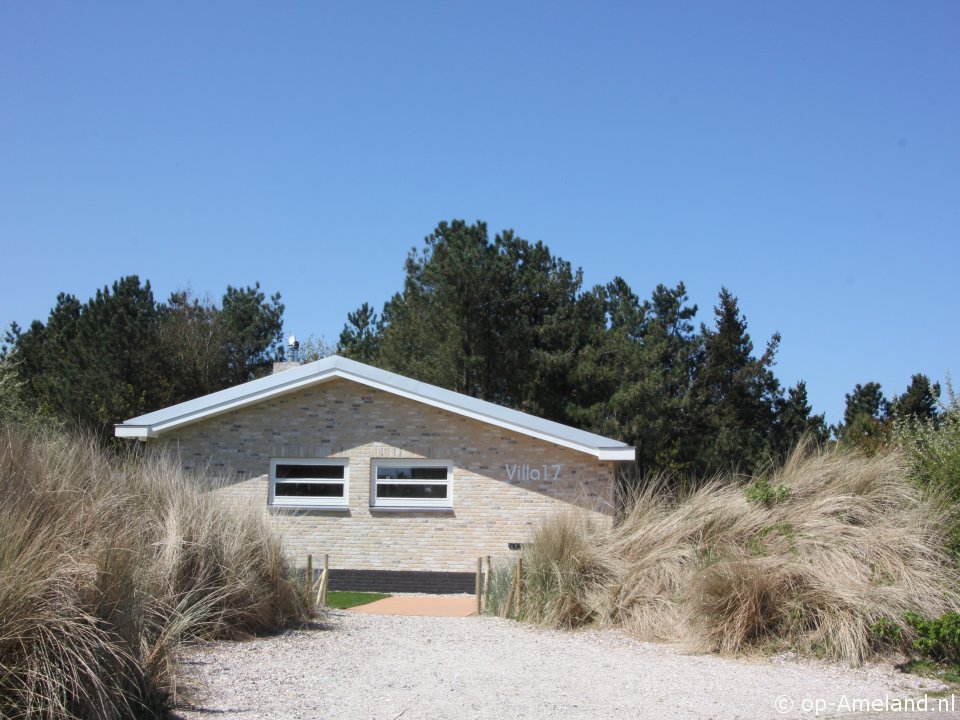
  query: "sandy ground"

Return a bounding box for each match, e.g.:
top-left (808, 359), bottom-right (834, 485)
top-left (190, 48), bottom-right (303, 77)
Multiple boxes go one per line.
top-left (177, 609), bottom-right (956, 720)
top-left (346, 594), bottom-right (476, 616)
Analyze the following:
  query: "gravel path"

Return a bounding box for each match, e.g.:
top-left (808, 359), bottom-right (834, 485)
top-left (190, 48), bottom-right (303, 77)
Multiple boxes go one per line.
top-left (177, 609), bottom-right (954, 720)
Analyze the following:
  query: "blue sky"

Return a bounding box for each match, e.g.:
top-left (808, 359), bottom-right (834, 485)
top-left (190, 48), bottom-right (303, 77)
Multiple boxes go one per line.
top-left (1, 1), bottom-right (957, 424)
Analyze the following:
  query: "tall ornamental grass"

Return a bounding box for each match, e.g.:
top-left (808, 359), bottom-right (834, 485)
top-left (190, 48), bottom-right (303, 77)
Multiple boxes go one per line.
top-left (0, 427), bottom-right (311, 720)
top-left (493, 442), bottom-right (958, 665)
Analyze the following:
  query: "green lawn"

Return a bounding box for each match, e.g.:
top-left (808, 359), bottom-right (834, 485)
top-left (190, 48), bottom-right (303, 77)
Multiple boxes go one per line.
top-left (325, 591), bottom-right (391, 609)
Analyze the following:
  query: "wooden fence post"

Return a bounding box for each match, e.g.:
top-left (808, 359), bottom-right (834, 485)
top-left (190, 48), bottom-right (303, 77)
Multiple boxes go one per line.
top-left (514, 556), bottom-right (523, 619)
top-left (316, 553), bottom-right (330, 606)
top-left (305, 554), bottom-right (313, 599)
top-left (475, 557), bottom-right (482, 615)
top-left (484, 555), bottom-right (491, 605)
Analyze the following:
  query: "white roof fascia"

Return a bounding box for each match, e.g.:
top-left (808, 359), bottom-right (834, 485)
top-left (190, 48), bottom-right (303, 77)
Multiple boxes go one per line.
top-left (115, 356), bottom-right (636, 461)
top-left (597, 447), bottom-right (637, 461)
top-left (114, 425), bottom-right (153, 439)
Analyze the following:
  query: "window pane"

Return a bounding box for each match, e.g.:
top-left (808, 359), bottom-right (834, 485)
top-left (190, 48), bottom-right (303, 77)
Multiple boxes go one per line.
top-left (376, 483), bottom-right (448, 499)
top-left (275, 482), bottom-right (344, 498)
top-left (275, 464), bottom-right (344, 480)
top-left (376, 466), bottom-right (447, 480)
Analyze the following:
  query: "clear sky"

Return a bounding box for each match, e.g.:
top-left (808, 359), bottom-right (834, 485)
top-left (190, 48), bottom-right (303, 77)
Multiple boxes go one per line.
top-left (1, 1), bottom-right (957, 424)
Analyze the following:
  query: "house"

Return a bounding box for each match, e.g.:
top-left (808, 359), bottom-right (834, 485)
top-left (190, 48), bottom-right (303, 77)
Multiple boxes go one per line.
top-left (115, 356), bottom-right (635, 591)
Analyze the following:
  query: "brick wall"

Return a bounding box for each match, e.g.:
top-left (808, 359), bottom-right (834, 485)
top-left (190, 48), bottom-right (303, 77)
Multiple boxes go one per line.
top-left (157, 377), bottom-right (616, 573)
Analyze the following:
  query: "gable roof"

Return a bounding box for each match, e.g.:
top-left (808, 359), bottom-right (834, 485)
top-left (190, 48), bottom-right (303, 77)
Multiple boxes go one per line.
top-left (115, 355), bottom-right (635, 461)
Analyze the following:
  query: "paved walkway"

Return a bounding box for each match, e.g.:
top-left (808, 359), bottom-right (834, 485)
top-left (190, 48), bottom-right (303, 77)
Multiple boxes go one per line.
top-left (346, 595), bottom-right (477, 617)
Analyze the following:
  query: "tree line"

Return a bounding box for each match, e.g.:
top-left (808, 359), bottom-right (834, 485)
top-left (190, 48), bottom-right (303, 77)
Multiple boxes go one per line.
top-left (3, 279), bottom-right (284, 435)
top-left (2, 219), bottom-right (945, 475)
top-left (336, 220), bottom-right (943, 474)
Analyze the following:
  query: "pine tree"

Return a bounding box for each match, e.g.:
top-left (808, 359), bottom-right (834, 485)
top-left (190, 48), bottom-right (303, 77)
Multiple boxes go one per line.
top-left (892, 373), bottom-right (941, 423)
top-left (777, 380), bottom-right (829, 452)
top-left (376, 220), bottom-right (583, 414)
top-left (690, 288), bottom-right (782, 473)
top-left (836, 381), bottom-right (891, 453)
top-left (338, 302), bottom-right (383, 363)
top-left (218, 283), bottom-right (285, 385)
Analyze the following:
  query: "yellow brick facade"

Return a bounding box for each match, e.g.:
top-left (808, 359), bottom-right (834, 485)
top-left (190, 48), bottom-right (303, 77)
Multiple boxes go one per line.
top-left (157, 378), bottom-right (616, 572)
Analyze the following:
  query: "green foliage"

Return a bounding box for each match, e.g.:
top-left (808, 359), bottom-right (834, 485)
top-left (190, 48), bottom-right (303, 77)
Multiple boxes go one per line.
top-left (836, 381), bottom-right (892, 453)
top-left (295, 334), bottom-right (336, 362)
top-left (872, 610), bottom-right (960, 680)
top-left (377, 220), bottom-right (583, 414)
top-left (345, 220), bottom-right (827, 479)
top-left (895, 395), bottom-right (960, 498)
top-left (157, 289), bottom-right (226, 403)
top-left (0, 355), bottom-right (58, 433)
top-left (894, 387), bottom-right (960, 556)
top-left (219, 283), bottom-right (285, 385)
top-left (745, 477), bottom-right (790, 506)
top-left (870, 616), bottom-right (904, 646)
top-left (570, 280), bottom-right (701, 476)
top-left (7, 277), bottom-right (163, 432)
top-left (5, 279), bottom-right (285, 435)
top-left (893, 374), bottom-right (941, 423)
top-left (844, 382), bottom-right (891, 426)
top-left (905, 612), bottom-right (960, 664)
top-left (689, 288), bottom-right (783, 472)
top-left (337, 302), bottom-right (382, 363)
top-left (777, 381), bottom-right (829, 450)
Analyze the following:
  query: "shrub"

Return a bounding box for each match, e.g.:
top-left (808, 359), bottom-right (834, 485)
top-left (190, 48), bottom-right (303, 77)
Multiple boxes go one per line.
top-left (872, 611), bottom-right (960, 668)
top-left (0, 426), bottom-right (311, 719)
top-left (905, 612), bottom-right (960, 664)
top-left (895, 388), bottom-right (960, 494)
top-left (870, 616), bottom-right (904, 648)
top-left (894, 389), bottom-right (960, 558)
top-left (0, 355), bottom-right (59, 434)
top-left (745, 476), bottom-right (789, 506)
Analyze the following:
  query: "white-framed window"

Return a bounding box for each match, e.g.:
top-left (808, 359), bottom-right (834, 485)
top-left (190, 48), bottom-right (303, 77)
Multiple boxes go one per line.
top-left (269, 458), bottom-right (349, 509)
top-left (370, 459), bottom-right (453, 510)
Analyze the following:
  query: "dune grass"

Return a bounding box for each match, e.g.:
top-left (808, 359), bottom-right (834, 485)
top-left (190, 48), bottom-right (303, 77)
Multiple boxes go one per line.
top-left (489, 442), bottom-right (959, 665)
top-left (0, 426), bottom-right (312, 720)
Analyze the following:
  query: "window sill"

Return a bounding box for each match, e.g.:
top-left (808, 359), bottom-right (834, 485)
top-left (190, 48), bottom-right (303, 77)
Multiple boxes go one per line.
top-left (368, 506), bottom-right (454, 514)
top-left (269, 504), bottom-right (350, 513)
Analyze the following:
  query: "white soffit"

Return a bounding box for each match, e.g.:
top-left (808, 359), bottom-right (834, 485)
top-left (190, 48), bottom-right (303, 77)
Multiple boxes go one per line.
top-left (114, 356), bottom-right (636, 461)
